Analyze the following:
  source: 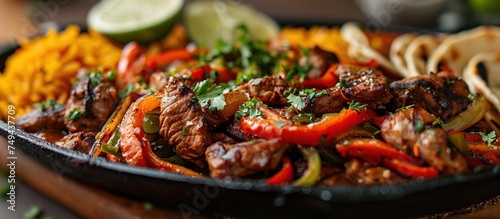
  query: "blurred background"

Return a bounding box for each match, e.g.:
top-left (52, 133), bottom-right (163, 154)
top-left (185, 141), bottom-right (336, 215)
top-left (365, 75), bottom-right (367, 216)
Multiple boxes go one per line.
top-left (2, 0), bottom-right (500, 46)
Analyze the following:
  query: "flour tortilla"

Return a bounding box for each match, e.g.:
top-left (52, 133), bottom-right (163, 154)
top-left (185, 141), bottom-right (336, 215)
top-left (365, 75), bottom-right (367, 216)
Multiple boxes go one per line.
top-left (389, 33), bottom-right (417, 78)
top-left (427, 26), bottom-right (500, 77)
top-left (405, 34), bottom-right (446, 77)
top-left (463, 52), bottom-right (500, 111)
top-left (340, 22), bottom-right (400, 78)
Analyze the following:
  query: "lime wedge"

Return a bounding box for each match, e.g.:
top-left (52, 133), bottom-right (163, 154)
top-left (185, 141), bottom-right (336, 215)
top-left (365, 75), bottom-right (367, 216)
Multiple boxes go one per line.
top-left (184, 0), bottom-right (279, 47)
top-left (87, 0), bottom-right (184, 45)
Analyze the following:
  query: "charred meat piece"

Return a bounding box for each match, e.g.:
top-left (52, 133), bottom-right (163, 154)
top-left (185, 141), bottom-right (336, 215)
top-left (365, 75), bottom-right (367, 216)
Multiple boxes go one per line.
top-left (205, 138), bottom-right (290, 178)
top-left (202, 107), bottom-right (230, 131)
top-left (303, 87), bottom-right (347, 117)
top-left (55, 132), bottom-right (96, 154)
top-left (416, 128), bottom-right (468, 175)
top-left (381, 107), bottom-right (437, 154)
top-left (390, 72), bottom-right (470, 120)
top-left (345, 159), bottom-right (402, 185)
top-left (225, 119), bottom-right (256, 142)
top-left (148, 72), bottom-right (169, 91)
top-left (381, 107), bottom-right (468, 175)
top-left (64, 77), bottom-right (118, 133)
top-left (17, 103), bottom-right (66, 133)
top-left (336, 65), bottom-right (393, 109)
top-left (299, 45), bottom-right (339, 79)
top-left (236, 76), bottom-right (301, 107)
top-left (159, 77), bottom-right (212, 168)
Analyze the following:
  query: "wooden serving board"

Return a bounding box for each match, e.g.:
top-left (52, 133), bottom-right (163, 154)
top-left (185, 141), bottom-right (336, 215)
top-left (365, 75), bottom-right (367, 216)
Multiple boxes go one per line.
top-left (1, 138), bottom-right (500, 219)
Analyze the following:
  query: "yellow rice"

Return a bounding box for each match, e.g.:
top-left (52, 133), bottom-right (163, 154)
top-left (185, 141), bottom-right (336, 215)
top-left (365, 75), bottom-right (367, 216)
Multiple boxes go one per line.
top-left (0, 26), bottom-right (121, 120)
top-left (279, 26), bottom-right (350, 63)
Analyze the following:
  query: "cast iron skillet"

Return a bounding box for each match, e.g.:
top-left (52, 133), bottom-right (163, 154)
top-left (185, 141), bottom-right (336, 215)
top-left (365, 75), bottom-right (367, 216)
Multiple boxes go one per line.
top-left (1, 29), bottom-right (500, 218)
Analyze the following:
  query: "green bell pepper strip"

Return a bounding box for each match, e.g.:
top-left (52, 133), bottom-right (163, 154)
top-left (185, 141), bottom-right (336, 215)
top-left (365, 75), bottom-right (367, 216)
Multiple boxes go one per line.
top-left (292, 146), bottom-right (321, 186)
top-left (442, 96), bottom-right (488, 131)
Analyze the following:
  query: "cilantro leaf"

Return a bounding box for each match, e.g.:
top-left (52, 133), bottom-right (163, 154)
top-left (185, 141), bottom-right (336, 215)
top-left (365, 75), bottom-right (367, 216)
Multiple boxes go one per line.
top-left (274, 120), bottom-right (287, 128)
top-left (118, 84), bottom-right (138, 99)
top-left (235, 98), bottom-right (262, 119)
top-left (476, 131), bottom-right (497, 146)
top-left (286, 93), bottom-right (306, 111)
top-left (193, 79), bottom-right (227, 111)
top-left (286, 88), bottom-right (327, 111)
top-left (67, 109), bottom-right (85, 121)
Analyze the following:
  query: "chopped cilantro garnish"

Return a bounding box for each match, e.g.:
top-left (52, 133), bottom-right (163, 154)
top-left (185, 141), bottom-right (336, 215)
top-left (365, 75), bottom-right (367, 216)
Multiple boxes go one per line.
top-left (414, 119), bottom-right (424, 132)
top-left (475, 131), bottom-right (497, 146)
top-left (395, 104), bottom-right (415, 112)
top-left (118, 84), bottom-right (138, 99)
top-left (286, 88), bottom-right (327, 111)
top-left (335, 78), bottom-right (344, 87)
top-left (348, 101), bottom-right (367, 113)
top-left (106, 70), bottom-right (117, 82)
top-left (468, 93), bottom-right (475, 101)
top-left (274, 120), bottom-right (287, 128)
top-left (432, 118), bottom-right (444, 127)
top-left (182, 127), bottom-right (188, 137)
top-left (193, 79), bottom-right (227, 111)
top-left (363, 122), bottom-right (380, 135)
top-left (24, 206), bottom-right (53, 219)
top-left (143, 202), bottom-right (154, 211)
top-left (235, 98), bottom-right (262, 119)
top-left (67, 109), bottom-right (85, 121)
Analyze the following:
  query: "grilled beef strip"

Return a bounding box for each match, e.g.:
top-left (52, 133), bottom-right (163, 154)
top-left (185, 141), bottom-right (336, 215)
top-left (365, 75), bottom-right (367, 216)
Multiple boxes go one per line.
top-left (55, 131), bottom-right (96, 154)
top-left (205, 138), bottom-right (290, 178)
top-left (64, 77), bottom-right (118, 133)
top-left (299, 45), bottom-right (340, 79)
top-left (390, 72), bottom-right (470, 120)
top-left (16, 103), bottom-right (66, 133)
top-left (381, 107), bottom-right (468, 175)
top-left (303, 87), bottom-right (347, 117)
top-left (335, 64), bottom-right (393, 109)
top-left (159, 77), bottom-right (212, 168)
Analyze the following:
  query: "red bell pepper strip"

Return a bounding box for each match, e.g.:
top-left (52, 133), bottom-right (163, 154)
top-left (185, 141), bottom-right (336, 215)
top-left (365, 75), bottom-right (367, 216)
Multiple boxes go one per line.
top-left (117, 42), bottom-right (147, 90)
top-left (335, 138), bottom-right (420, 165)
top-left (142, 137), bottom-right (202, 178)
top-left (240, 108), bottom-right (376, 146)
top-left (350, 58), bottom-right (378, 68)
top-left (119, 93), bottom-right (202, 176)
top-left (177, 65), bottom-right (212, 81)
top-left (146, 48), bottom-right (193, 70)
top-left (382, 158), bottom-right (439, 179)
top-left (119, 94), bottom-right (160, 167)
top-left (267, 156), bottom-right (294, 185)
top-left (303, 64), bottom-right (339, 89)
top-left (214, 67), bottom-right (237, 83)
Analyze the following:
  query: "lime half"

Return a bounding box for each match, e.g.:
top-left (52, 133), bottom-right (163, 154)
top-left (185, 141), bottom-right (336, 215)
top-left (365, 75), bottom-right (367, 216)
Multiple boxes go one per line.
top-left (184, 0), bottom-right (279, 47)
top-left (87, 0), bottom-right (184, 45)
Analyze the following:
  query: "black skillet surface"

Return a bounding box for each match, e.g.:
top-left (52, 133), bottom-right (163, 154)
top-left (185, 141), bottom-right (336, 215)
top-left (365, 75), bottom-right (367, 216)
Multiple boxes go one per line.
top-left (1, 31), bottom-right (500, 218)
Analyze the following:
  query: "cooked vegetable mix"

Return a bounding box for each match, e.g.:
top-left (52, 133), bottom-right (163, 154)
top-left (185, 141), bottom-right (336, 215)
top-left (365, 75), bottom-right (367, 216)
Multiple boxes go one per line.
top-left (5, 2), bottom-right (500, 186)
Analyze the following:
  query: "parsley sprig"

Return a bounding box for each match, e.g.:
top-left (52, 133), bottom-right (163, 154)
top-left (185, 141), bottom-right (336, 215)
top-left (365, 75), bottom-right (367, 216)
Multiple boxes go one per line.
top-left (193, 79), bottom-right (228, 111)
top-left (475, 131), bottom-right (497, 146)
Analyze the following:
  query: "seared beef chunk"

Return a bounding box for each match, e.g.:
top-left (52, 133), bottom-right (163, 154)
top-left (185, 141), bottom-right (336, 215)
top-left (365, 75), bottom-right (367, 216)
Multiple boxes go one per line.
top-left (17, 103), bottom-right (65, 132)
top-left (225, 119), bottom-right (256, 142)
top-left (205, 138), bottom-right (289, 178)
top-left (55, 132), bottom-right (96, 154)
top-left (299, 45), bottom-right (339, 79)
top-left (237, 76), bottom-right (301, 107)
top-left (381, 107), bottom-right (437, 154)
top-left (335, 65), bottom-right (393, 109)
top-left (202, 107), bottom-right (230, 131)
top-left (390, 72), bottom-right (470, 120)
top-left (381, 107), bottom-right (468, 175)
top-left (303, 87), bottom-right (347, 117)
top-left (64, 77), bottom-right (118, 133)
top-left (159, 77), bottom-right (212, 168)
top-left (211, 133), bottom-right (237, 144)
top-left (148, 72), bottom-right (169, 91)
top-left (344, 159), bottom-right (401, 185)
top-left (416, 128), bottom-right (468, 175)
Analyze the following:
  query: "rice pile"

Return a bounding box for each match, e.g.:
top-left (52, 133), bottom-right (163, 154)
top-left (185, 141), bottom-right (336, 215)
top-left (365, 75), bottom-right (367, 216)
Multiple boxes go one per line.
top-left (0, 26), bottom-right (121, 120)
